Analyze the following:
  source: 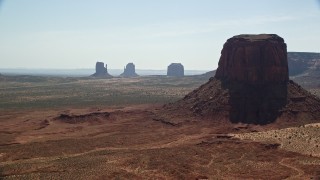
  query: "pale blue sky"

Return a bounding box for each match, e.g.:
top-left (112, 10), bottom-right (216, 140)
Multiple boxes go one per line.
top-left (0, 0), bottom-right (319, 70)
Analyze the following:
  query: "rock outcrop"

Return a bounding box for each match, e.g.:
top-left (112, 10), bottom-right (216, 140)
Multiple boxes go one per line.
top-left (166, 34), bottom-right (320, 125)
top-left (120, 63), bottom-right (139, 77)
top-left (92, 62), bottom-right (112, 78)
top-left (167, 63), bottom-right (184, 77)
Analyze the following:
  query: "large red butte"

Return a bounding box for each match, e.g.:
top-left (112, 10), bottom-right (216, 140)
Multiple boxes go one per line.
top-left (166, 34), bottom-right (320, 125)
top-left (215, 34), bottom-right (288, 84)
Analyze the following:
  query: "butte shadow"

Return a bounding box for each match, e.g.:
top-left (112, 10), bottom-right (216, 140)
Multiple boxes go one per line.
top-left (164, 34), bottom-right (320, 125)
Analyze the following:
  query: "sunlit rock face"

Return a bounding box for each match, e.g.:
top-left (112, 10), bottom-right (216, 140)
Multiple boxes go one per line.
top-left (215, 34), bottom-right (288, 84)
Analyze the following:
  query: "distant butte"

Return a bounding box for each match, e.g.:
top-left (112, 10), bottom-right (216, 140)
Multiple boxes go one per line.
top-left (120, 63), bottom-right (139, 77)
top-left (91, 62), bottom-right (112, 78)
top-left (166, 34), bottom-right (320, 125)
top-left (167, 63), bottom-right (184, 77)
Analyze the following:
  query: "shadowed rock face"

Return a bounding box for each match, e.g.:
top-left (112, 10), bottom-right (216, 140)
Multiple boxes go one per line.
top-left (92, 62), bottom-right (112, 78)
top-left (167, 63), bottom-right (184, 77)
top-left (120, 63), bottom-right (139, 77)
top-left (215, 34), bottom-right (288, 84)
top-left (222, 79), bottom-right (288, 124)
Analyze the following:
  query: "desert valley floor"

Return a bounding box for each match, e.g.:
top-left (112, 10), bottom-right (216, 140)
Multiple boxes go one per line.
top-left (0, 76), bottom-right (319, 179)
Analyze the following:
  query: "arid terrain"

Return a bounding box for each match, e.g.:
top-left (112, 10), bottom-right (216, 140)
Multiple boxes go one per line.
top-left (0, 75), bottom-right (319, 179)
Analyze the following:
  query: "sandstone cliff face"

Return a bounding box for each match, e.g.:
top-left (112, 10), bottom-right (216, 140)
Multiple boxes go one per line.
top-left (166, 34), bottom-right (320, 125)
top-left (92, 62), bottom-right (112, 78)
top-left (207, 34), bottom-right (290, 123)
top-left (215, 34), bottom-right (288, 84)
top-left (167, 63), bottom-right (184, 77)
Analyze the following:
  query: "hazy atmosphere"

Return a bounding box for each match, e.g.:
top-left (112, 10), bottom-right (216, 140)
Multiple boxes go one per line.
top-left (1, 1), bottom-right (320, 179)
top-left (0, 0), bottom-right (319, 70)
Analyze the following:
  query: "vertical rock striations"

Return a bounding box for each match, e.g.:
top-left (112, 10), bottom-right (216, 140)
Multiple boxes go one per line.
top-left (214, 34), bottom-right (289, 124)
top-left (215, 34), bottom-right (288, 83)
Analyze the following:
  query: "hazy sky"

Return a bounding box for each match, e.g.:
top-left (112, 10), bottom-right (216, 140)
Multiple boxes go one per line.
top-left (0, 0), bottom-right (319, 70)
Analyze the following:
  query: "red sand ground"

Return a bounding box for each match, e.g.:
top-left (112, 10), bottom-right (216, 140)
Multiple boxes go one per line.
top-left (0, 104), bottom-right (319, 179)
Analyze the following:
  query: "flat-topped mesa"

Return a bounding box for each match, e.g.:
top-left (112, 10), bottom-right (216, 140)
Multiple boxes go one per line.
top-left (215, 34), bottom-right (288, 84)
